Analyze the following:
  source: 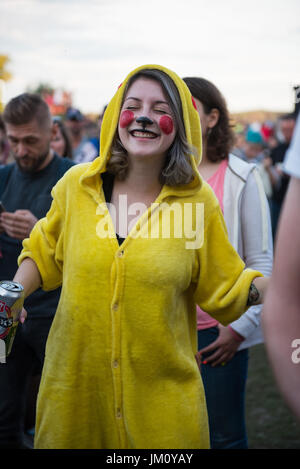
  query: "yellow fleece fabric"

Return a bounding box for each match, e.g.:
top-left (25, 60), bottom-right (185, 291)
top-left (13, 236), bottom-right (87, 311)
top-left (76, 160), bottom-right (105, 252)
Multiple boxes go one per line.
top-left (19, 64), bottom-right (262, 449)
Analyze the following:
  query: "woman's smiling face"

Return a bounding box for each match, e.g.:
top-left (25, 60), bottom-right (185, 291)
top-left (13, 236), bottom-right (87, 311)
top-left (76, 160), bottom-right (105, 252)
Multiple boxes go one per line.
top-left (118, 76), bottom-right (177, 162)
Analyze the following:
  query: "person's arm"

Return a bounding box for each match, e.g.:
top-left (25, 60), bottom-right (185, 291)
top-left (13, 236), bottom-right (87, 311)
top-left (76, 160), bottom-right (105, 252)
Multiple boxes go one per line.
top-left (249, 276), bottom-right (269, 305)
top-left (194, 198), bottom-right (265, 328)
top-left (13, 257), bottom-right (42, 323)
top-left (262, 177), bottom-right (300, 421)
top-left (13, 257), bottom-right (42, 297)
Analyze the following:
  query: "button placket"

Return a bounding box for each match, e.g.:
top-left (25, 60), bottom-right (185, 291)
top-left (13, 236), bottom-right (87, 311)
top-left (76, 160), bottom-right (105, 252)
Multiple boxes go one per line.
top-left (111, 250), bottom-right (125, 436)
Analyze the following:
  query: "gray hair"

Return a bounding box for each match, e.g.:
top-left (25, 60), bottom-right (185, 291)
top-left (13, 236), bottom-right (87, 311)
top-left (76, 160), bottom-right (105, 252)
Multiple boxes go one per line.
top-left (106, 69), bottom-right (197, 186)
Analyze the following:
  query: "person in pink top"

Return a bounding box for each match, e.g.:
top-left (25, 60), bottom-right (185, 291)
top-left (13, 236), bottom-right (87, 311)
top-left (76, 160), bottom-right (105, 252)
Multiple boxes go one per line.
top-left (183, 77), bottom-right (273, 449)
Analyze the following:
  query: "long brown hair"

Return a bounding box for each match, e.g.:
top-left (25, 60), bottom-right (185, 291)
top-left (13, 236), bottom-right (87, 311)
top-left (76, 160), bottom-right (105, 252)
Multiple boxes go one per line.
top-left (53, 118), bottom-right (73, 159)
top-left (183, 77), bottom-right (234, 162)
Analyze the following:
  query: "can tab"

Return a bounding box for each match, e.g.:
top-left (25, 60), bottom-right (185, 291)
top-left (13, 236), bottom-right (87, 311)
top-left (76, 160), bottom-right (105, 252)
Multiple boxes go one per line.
top-left (0, 282), bottom-right (23, 292)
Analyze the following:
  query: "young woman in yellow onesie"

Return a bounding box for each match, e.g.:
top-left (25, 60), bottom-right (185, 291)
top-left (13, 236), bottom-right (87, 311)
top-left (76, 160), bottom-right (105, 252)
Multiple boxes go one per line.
top-left (14, 64), bottom-right (268, 449)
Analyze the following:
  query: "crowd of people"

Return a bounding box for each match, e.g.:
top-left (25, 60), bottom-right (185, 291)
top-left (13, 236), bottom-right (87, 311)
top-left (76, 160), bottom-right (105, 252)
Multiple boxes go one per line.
top-left (1, 92), bottom-right (295, 244)
top-left (0, 64), bottom-right (298, 449)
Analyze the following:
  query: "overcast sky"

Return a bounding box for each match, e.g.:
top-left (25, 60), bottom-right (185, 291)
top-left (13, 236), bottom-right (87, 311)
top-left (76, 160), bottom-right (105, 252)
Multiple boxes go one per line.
top-left (1, 0), bottom-right (300, 114)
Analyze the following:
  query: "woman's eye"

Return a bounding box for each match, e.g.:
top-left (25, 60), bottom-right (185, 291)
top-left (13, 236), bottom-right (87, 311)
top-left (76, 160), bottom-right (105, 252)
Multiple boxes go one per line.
top-left (155, 109), bottom-right (168, 114)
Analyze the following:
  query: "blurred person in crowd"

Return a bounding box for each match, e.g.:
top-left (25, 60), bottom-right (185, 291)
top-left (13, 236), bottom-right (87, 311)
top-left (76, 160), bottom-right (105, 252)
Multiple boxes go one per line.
top-left (93, 104), bottom-right (108, 153)
top-left (183, 76), bottom-right (273, 449)
top-left (265, 113), bottom-right (296, 239)
top-left (64, 107), bottom-right (98, 163)
top-left (51, 118), bottom-right (73, 159)
top-left (240, 127), bottom-right (265, 163)
top-left (231, 129), bottom-right (246, 159)
top-left (98, 104), bottom-right (107, 130)
top-left (12, 65), bottom-right (268, 449)
top-left (83, 105), bottom-right (108, 157)
top-left (239, 127), bottom-right (273, 201)
top-left (263, 114), bottom-right (300, 421)
top-left (83, 117), bottom-right (100, 156)
top-left (0, 93), bottom-right (74, 449)
top-left (0, 115), bottom-right (12, 165)
top-left (261, 120), bottom-right (274, 143)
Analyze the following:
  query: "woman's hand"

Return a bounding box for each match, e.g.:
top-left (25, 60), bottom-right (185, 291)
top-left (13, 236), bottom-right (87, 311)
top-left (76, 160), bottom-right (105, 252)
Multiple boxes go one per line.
top-left (197, 324), bottom-right (244, 367)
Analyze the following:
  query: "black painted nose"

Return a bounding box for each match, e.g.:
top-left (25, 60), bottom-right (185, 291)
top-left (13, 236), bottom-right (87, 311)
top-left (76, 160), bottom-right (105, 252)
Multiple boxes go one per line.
top-left (136, 116), bottom-right (153, 128)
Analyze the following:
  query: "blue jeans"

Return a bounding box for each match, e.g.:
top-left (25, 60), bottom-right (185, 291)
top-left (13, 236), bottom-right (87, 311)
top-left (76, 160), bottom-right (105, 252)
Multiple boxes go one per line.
top-left (198, 327), bottom-right (249, 449)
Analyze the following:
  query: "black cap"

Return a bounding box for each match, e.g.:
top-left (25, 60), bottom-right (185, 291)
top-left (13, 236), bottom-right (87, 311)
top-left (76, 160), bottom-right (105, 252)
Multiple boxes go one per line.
top-left (65, 107), bottom-right (84, 122)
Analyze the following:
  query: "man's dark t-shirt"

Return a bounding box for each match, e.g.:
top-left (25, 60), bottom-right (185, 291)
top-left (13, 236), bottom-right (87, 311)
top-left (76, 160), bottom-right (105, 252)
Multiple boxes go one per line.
top-left (0, 154), bottom-right (74, 318)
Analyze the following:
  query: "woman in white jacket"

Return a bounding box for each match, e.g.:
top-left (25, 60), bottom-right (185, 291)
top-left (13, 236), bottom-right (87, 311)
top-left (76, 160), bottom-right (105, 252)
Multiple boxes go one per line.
top-left (183, 77), bottom-right (273, 449)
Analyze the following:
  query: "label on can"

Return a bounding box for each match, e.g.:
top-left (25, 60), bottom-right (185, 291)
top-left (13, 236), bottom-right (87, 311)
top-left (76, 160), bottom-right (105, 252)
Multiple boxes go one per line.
top-left (0, 281), bottom-right (24, 360)
top-left (0, 301), bottom-right (12, 340)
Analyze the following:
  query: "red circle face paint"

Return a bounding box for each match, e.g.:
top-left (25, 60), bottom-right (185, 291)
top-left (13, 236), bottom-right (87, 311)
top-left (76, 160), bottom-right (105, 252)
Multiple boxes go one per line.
top-left (191, 96), bottom-right (197, 110)
top-left (159, 115), bottom-right (174, 135)
top-left (119, 110), bottom-right (134, 128)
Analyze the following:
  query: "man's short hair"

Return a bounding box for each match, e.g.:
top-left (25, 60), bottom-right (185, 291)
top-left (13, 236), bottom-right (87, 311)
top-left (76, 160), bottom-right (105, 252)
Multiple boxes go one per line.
top-left (3, 93), bottom-right (52, 129)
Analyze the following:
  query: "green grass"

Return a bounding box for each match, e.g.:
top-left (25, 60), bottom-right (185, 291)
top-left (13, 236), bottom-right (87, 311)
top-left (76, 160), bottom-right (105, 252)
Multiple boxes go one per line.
top-left (246, 343), bottom-right (300, 449)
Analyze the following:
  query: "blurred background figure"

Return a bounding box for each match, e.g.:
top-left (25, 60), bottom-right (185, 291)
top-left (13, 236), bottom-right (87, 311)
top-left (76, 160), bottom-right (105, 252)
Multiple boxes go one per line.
top-left (98, 104), bottom-right (107, 131)
top-left (238, 126), bottom-right (273, 202)
top-left (0, 115), bottom-right (12, 165)
top-left (265, 113), bottom-right (296, 239)
top-left (262, 114), bottom-right (300, 422)
top-left (51, 118), bottom-right (73, 159)
top-left (231, 129), bottom-right (246, 159)
top-left (64, 107), bottom-right (98, 163)
top-left (91, 104), bottom-right (107, 154)
top-left (241, 126), bottom-right (265, 163)
top-left (82, 116), bottom-right (101, 156)
top-left (261, 120), bottom-right (277, 149)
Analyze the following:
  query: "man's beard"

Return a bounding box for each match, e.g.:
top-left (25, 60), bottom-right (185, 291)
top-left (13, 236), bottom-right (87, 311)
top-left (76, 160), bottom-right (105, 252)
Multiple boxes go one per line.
top-left (15, 147), bottom-right (50, 174)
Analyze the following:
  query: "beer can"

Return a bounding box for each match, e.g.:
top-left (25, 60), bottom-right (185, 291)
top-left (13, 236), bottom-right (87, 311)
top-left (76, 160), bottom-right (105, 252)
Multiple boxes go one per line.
top-left (0, 281), bottom-right (24, 359)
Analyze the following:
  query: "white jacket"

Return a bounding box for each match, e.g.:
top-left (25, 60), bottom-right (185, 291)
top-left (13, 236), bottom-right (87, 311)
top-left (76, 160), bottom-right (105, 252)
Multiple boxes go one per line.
top-left (224, 154), bottom-right (273, 350)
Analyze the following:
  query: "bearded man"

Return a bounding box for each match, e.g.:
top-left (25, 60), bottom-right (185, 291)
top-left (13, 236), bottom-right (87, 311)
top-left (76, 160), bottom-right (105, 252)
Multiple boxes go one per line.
top-left (0, 93), bottom-right (74, 448)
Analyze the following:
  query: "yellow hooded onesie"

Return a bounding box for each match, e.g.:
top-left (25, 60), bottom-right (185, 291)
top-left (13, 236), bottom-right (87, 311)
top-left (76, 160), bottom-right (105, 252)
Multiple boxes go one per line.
top-left (19, 64), bottom-right (262, 449)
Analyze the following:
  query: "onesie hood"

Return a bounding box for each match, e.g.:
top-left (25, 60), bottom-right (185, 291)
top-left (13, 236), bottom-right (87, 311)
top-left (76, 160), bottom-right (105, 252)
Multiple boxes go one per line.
top-left (80, 64), bottom-right (203, 197)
